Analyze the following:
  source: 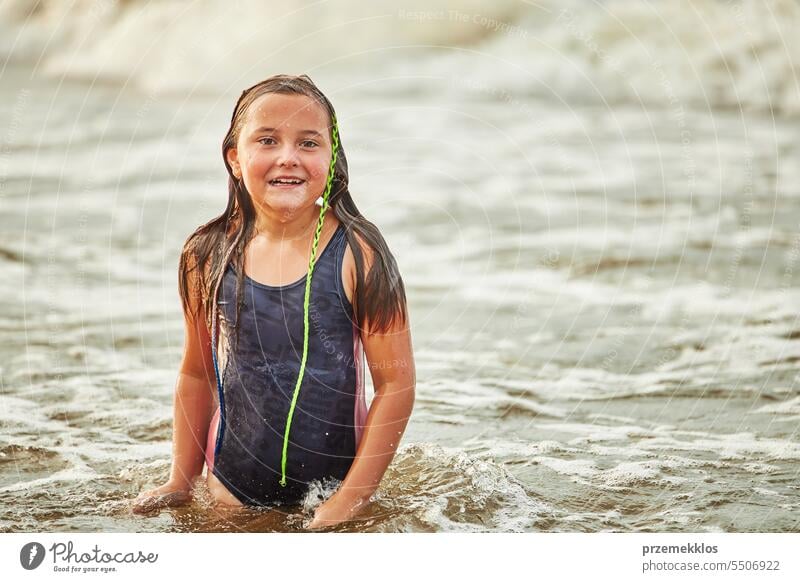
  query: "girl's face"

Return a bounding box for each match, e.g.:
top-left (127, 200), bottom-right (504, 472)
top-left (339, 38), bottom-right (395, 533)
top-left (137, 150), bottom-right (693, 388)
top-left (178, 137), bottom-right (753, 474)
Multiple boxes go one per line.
top-left (227, 93), bottom-right (332, 221)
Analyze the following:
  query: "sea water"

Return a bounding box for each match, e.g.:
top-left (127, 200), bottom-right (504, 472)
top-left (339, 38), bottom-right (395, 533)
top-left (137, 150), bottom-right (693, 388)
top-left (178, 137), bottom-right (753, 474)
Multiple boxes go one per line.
top-left (0, 0), bottom-right (798, 532)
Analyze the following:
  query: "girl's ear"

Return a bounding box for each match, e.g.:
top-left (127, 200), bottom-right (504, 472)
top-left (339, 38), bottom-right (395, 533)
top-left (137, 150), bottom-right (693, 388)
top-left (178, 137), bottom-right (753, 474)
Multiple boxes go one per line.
top-left (226, 148), bottom-right (241, 178)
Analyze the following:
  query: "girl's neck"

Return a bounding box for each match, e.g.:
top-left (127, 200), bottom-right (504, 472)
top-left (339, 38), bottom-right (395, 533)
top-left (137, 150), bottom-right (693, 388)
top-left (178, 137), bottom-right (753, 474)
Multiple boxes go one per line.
top-left (253, 204), bottom-right (322, 244)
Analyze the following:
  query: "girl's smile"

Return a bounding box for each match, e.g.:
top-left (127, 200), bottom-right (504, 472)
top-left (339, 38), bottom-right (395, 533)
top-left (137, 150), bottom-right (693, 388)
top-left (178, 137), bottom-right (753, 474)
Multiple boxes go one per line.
top-left (269, 175), bottom-right (306, 188)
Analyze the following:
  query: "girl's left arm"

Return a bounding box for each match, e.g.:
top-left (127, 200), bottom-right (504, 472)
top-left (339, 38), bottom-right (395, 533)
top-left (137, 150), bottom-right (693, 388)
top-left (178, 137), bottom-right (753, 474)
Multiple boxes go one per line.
top-left (308, 316), bottom-right (416, 529)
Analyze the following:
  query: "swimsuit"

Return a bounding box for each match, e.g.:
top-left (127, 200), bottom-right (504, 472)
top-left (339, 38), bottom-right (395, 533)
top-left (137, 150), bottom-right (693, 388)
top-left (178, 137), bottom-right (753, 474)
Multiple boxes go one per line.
top-left (204, 223), bottom-right (368, 506)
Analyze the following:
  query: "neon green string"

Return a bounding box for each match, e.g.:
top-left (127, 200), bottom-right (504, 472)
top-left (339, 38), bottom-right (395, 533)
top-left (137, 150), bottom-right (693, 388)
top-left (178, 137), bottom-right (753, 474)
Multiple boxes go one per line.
top-left (280, 116), bottom-right (340, 487)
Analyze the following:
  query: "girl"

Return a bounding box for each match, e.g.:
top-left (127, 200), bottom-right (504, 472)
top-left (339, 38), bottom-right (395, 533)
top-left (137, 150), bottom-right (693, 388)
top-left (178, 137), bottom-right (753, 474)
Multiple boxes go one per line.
top-left (132, 74), bottom-right (415, 529)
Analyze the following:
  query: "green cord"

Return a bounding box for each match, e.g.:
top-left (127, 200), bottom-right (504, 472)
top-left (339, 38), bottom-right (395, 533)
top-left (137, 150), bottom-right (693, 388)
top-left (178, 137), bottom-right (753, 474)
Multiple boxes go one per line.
top-left (279, 116), bottom-right (340, 487)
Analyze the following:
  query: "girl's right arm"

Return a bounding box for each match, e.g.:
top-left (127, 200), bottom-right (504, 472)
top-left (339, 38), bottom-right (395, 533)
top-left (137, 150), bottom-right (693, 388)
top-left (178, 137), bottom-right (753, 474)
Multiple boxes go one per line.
top-left (132, 262), bottom-right (217, 514)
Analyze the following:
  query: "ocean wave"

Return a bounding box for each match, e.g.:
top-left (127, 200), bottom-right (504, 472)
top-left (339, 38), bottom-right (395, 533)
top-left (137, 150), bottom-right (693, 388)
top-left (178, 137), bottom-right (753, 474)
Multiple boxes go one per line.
top-left (456, 0), bottom-right (800, 115)
top-left (0, 0), bottom-right (523, 93)
top-left (1, 0), bottom-right (797, 115)
top-left (372, 442), bottom-right (557, 531)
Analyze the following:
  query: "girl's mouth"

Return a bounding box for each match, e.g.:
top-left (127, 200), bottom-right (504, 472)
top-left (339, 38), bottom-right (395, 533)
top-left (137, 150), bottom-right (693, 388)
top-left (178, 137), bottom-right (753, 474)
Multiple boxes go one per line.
top-left (269, 178), bottom-right (306, 189)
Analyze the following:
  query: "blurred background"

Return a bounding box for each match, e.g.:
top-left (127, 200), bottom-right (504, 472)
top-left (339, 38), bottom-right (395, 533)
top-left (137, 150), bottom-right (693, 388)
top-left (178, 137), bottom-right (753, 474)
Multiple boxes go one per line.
top-left (0, 0), bottom-right (798, 532)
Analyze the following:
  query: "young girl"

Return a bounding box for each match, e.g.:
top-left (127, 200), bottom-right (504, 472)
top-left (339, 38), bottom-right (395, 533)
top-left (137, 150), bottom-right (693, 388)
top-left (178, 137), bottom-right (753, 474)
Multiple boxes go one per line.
top-left (132, 74), bottom-right (415, 529)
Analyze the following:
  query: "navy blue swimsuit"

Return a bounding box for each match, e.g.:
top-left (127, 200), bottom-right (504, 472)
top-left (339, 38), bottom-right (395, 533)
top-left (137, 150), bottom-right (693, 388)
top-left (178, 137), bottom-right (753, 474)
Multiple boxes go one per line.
top-left (205, 223), bottom-right (368, 506)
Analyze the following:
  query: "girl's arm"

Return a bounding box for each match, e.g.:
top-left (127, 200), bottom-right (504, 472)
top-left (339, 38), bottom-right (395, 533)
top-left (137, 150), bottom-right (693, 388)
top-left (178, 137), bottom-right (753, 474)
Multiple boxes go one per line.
top-left (133, 264), bottom-right (216, 513)
top-left (309, 324), bottom-right (415, 529)
top-left (309, 241), bottom-right (416, 529)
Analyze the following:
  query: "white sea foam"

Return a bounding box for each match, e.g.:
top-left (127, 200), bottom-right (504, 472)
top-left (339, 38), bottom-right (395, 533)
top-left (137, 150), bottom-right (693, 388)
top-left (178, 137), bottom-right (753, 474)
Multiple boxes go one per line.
top-left (387, 443), bottom-right (555, 532)
top-left (534, 457), bottom-right (598, 479)
top-left (417, 376), bottom-right (567, 419)
top-left (752, 396), bottom-right (800, 415)
top-left (0, 465), bottom-right (102, 493)
top-left (741, 462), bottom-right (780, 475)
top-left (638, 432), bottom-right (800, 461)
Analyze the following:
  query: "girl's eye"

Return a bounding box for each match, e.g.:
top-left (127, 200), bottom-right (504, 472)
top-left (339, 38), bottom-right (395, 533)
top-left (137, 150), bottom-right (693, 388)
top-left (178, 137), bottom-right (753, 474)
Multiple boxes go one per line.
top-left (300, 140), bottom-right (319, 148)
top-left (258, 137), bottom-right (276, 145)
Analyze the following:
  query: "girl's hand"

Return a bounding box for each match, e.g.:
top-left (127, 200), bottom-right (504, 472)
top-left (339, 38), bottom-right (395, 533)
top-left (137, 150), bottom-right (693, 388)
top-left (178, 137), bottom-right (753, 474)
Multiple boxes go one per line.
top-left (132, 481), bottom-right (192, 514)
top-left (307, 492), bottom-right (367, 530)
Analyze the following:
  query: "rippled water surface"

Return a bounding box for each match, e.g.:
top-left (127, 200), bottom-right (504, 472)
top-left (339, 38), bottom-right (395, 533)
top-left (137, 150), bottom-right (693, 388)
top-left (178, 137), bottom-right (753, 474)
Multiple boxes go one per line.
top-left (1, 3), bottom-right (799, 532)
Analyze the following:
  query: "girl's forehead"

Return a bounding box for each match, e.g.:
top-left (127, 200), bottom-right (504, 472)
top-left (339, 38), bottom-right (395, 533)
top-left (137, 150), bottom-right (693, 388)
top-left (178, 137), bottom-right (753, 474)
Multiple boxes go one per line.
top-left (244, 93), bottom-right (328, 130)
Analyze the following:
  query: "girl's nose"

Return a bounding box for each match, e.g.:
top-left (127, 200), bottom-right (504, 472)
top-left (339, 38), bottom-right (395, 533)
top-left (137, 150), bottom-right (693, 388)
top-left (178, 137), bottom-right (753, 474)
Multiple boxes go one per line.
top-left (277, 145), bottom-right (300, 166)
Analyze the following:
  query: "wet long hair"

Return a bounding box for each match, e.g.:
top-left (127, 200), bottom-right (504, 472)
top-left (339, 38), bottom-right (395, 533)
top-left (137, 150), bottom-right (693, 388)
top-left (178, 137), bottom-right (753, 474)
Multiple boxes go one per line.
top-left (178, 74), bottom-right (407, 342)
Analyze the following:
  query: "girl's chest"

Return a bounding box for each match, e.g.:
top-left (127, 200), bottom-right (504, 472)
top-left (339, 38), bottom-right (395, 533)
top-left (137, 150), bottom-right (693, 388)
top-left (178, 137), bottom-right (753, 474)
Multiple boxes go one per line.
top-left (244, 245), bottom-right (310, 287)
top-left (242, 228), bottom-right (355, 305)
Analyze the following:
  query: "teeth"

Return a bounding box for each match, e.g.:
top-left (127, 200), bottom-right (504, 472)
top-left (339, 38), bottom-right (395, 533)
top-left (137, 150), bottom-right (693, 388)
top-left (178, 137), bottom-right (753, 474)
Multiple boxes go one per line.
top-left (272, 178), bottom-right (303, 184)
